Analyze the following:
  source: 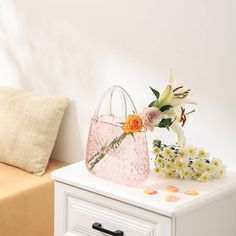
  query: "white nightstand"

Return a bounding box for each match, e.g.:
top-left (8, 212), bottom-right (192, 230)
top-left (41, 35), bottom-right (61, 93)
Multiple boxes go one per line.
top-left (51, 161), bottom-right (236, 236)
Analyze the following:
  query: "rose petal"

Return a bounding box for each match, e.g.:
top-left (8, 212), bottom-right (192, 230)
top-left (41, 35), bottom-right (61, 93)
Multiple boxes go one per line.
top-left (184, 190), bottom-right (199, 196)
top-left (144, 188), bottom-right (158, 195)
top-left (166, 185), bottom-right (179, 193)
top-left (165, 195), bottom-right (180, 202)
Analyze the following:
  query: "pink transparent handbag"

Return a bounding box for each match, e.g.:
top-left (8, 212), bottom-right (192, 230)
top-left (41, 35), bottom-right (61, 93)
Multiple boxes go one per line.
top-left (85, 85), bottom-right (150, 186)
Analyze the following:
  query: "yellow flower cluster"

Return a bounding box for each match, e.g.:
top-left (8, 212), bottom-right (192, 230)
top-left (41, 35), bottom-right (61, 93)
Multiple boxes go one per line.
top-left (153, 140), bottom-right (226, 182)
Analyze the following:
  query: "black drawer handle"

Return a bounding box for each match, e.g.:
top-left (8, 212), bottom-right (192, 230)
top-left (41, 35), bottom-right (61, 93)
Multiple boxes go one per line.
top-left (92, 222), bottom-right (124, 236)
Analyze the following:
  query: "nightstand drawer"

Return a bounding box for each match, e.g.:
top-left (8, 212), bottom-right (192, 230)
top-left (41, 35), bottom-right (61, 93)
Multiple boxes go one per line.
top-left (67, 195), bottom-right (158, 235)
top-left (55, 182), bottom-right (172, 236)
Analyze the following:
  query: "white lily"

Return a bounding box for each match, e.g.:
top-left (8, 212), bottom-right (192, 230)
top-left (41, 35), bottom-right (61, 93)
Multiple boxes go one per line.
top-left (155, 72), bottom-right (197, 108)
top-left (170, 121), bottom-right (186, 147)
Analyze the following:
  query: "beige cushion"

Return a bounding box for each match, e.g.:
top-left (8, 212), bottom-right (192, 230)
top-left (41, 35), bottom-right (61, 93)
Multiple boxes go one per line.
top-left (0, 87), bottom-right (69, 175)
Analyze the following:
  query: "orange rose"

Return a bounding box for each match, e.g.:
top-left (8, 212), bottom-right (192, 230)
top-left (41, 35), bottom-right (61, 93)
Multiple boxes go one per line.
top-left (123, 114), bottom-right (143, 133)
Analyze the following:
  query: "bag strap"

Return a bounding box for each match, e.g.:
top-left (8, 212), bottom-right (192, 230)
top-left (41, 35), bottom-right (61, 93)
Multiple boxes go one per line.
top-left (94, 85), bottom-right (137, 120)
top-left (107, 87), bottom-right (127, 118)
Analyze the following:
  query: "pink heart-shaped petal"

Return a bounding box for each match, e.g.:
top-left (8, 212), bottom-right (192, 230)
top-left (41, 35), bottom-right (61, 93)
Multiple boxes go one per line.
top-left (166, 185), bottom-right (179, 193)
top-left (184, 190), bottom-right (199, 196)
top-left (144, 188), bottom-right (158, 195)
top-left (165, 194), bottom-right (180, 202)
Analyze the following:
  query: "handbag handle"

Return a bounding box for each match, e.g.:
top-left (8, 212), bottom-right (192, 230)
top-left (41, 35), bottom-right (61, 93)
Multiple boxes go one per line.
top-left (94, 85), bottom-right (137, 120)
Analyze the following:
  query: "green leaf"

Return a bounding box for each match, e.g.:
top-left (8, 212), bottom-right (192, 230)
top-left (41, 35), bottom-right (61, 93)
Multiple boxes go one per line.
top-left (157, 118), bottom-right (173, 128)
top-left (148, 100), bottom-right (156, 107)
top-left (150, 86), bottom-right (160, 100)
top-left (130, 132), bottom-right (136, 140)
top-left (153, 139), bottom-right (161, 147)
top-left (160, 105), bottom-right (172, 112)
top-left (170, 116), bottom-right (177, 126)
top-left (118, 122), bottom-right (125, 125)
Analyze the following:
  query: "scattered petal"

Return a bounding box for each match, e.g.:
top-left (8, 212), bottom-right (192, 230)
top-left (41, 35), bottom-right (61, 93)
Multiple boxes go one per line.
top-left (184, 190), bottom-right (199, 196)
top-left (166, 185), bottom-right (179, 193)
top-left (144, 188), bottom-right (158, 195)
top-left (165, 194), bottom-right (180, 202)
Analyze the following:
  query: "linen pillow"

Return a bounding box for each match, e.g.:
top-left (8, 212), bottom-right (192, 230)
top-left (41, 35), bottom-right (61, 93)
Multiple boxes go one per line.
top-left (0, 87), bottom-right (69, 176)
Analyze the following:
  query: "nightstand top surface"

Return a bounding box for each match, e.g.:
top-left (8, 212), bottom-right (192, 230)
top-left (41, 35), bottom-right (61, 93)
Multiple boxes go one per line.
top-left (51, 161), bottom-right (236, 217)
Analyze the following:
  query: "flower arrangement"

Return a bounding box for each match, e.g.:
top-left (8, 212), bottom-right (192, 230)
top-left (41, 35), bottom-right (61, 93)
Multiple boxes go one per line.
top-left (87, 72), bottom-right (226, 182)
top-left (88, 72), bottom-right (195, 170)
top-left (121, 71), bottom-right (196, 142)
top-left (152, 140), bottom-right (226, 181)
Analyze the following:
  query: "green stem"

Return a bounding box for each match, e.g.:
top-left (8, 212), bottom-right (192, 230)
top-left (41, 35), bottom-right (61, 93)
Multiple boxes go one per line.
top-left (87, 132), bottom-right (127, 171)
top-left (185, 109), bottom-right (196, 116)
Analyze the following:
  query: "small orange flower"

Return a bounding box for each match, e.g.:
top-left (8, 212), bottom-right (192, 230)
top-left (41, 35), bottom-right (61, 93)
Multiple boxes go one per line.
top-left (123, 114), bottom-right (143, 133)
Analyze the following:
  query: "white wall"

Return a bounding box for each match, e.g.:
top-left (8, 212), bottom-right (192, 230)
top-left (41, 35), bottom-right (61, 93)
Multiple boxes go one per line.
top-left (0, 0), bottom-right (235, 169)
